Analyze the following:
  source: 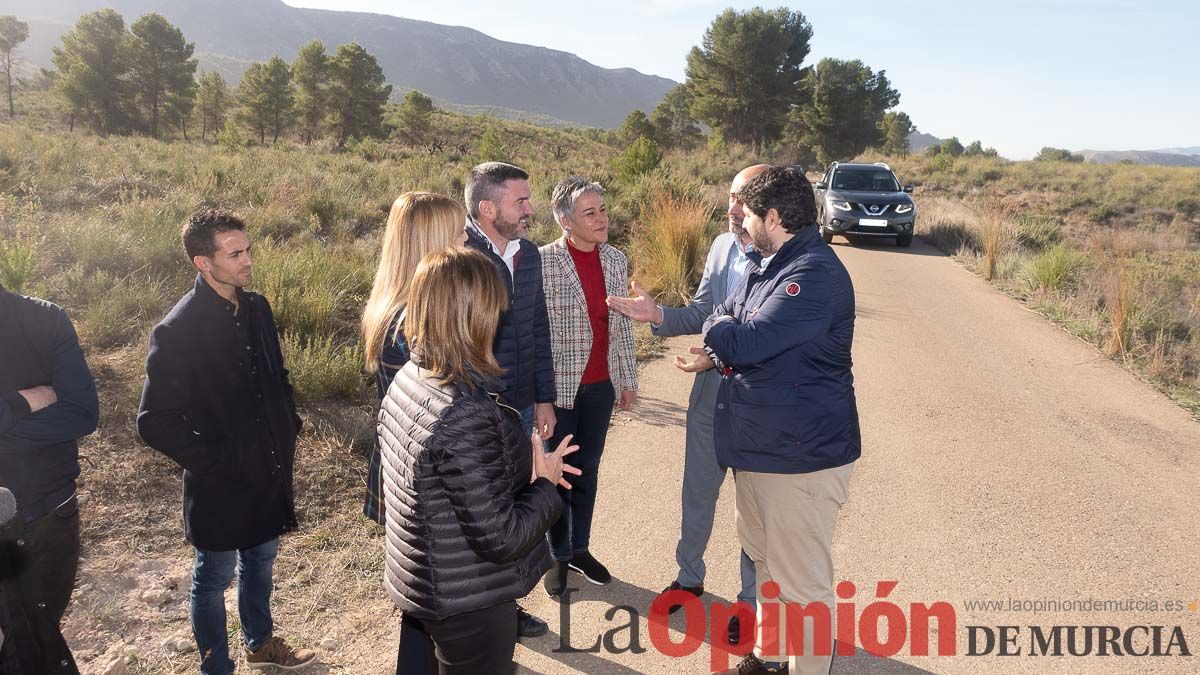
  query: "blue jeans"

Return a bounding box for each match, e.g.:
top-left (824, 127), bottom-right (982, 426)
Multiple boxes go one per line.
top-left (190, 539), bottom-right (279, 675)
top-left (548, 381), bottom-right (615, 561)
top-left (520, 406), bottom-right (534, 436)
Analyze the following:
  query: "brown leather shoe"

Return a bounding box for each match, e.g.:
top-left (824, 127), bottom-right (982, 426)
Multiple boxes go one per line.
top-left (714, 654), bottom-right (789, 674)
top-left (245, 636), bottom-right (317, 671)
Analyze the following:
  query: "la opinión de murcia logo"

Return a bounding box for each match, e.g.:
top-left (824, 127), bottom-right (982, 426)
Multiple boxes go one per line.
top-left (552, 581), bottom-right (1195, 669)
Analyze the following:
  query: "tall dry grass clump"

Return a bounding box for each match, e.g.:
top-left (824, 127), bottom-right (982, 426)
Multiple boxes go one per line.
top-left (627, 189), bottom-right (717, 304)
top-left (1103, 263), bottom-right (1133, 357)
top-left (976, 197), bottom-right (1015, 281)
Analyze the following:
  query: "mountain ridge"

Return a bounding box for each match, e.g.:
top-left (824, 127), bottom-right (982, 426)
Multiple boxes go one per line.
top-left (9, 0), bottom-right (676, 128)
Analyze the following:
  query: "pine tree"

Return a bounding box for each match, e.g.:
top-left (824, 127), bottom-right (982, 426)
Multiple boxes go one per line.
top-left (618, 110), bottom-right (655, 146)
top-left (129, 13), bottom-right (197, 138)
top-left (395, 89), bottom-right (434, 144)
top-left (879, 111), bottom-right (914, 156)
top-left (326, 43), bottom-right (391, 145)
top-left (685, 8), bottom-right (812, 145)
top-left (650, 84), bottom-right (701, 150)
top-left (0, 15), bottom-right (30, 118)
top-left (238, 57), bottom-right (294, 144)
top-left (292, 40), bottom-right (328, 145)
top-left (195, 70), bottom-right (230, 141)
top-left (790, 58), bottom-right (899, 165)
top-left (51, 9), bottom-right (135, 134)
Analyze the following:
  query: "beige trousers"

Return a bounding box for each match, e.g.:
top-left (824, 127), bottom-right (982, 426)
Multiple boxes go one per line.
top-left (735, 463), bottom-right (853, 674)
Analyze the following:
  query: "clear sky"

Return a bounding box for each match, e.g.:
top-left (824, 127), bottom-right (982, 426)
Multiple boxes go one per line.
top-left (284, 1), bottom-right (1200, 159)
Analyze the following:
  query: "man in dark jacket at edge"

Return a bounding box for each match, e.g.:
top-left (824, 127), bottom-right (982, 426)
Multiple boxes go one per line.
top-left (137, 209), bottom-right (315, 674)
top-left (0, 281), bottom-right (99, 674)
top-left (697, 167), bottom-right (861, 675)
top-left (463, 161), bottom-right (558, 638)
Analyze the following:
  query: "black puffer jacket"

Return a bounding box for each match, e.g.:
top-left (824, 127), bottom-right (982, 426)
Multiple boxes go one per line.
top-left (378, 361), bottom-right (561, 620)
top-left (465, 226), bottom-right (556, 411)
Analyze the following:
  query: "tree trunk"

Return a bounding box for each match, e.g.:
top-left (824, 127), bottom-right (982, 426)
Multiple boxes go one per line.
top-left (4, 53), bottom-right (13, 118)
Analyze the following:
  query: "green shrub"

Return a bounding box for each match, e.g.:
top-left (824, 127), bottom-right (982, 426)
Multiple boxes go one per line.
top-left (1016, 213), bottom-right (1062, 250)
top-left (614, 136), bottom-right (662, 184)
top-left (0, 240), bottom-right (35, 292)
top-left (1027, 244), bottom-right (1086, 293)
top-left (1089, 204), bottom-right (1120, 224)
top-left (281, 332), bottom-right (364, 401)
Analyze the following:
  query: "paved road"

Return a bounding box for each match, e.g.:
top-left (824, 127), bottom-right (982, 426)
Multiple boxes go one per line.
top-left (513, 237), bottom-right (1200, 674)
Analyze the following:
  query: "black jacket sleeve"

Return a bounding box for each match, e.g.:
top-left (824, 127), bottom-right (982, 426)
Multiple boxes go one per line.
top-left (436, 399), bottom-right (561, 564)
top-left (0, 305), bottom-right (98, 452)
top-left (135, 322), bottom-right (223, 474)
top-left (0, 390), bottom-right (32, 436)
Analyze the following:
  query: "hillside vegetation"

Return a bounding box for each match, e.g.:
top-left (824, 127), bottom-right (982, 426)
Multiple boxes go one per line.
top-left (864, 150), bottom-right (1200, 415)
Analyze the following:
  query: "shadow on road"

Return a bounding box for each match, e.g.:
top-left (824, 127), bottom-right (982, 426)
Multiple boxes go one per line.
top-left (832, 646), bottom-right (937, 673)
top-left (830, 237), bottom-right (947, 257)
top-left (629, 395), bottom-right (688, 428)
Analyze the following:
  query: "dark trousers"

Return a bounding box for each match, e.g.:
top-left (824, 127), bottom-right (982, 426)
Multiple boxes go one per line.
top-left (397, 602), bottom-right (517, 675)
top-left (0, 498), bottom-right (81, 674)
top-left (548, 380), bottom-right (615, 560)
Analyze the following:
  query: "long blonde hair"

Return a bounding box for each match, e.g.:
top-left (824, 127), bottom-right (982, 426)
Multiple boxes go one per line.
top-left (363, 192), bottom-right (466, 372)
top-left (406, 248), bottom-right (507, 388)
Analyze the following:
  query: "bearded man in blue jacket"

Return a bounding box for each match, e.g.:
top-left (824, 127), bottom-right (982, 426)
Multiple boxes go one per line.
top-left (698, 166), bottom-right (861, 675)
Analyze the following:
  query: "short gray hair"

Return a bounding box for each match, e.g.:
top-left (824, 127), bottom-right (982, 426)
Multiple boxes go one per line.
top-left (551, 176), bottom-right (605, 227)
top-left (464, 162), bottom-right (529, 219)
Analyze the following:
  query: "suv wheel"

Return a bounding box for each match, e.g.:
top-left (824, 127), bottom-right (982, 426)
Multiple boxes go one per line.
top-left (820, 227), bottom-right (834, 244)
top-left (896, 231), bottom-right (913, 247)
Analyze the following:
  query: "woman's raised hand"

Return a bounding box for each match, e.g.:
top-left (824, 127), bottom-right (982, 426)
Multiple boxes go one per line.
top-left (532, 432), bottom-right (582, 489)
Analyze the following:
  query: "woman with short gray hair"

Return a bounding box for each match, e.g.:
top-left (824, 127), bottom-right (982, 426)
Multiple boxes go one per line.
top-left (539, 176), bottom-right (638, 596)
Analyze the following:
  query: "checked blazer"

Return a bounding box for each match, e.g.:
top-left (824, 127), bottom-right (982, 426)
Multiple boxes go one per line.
top-left (539, 237), bottom-right (638, 409)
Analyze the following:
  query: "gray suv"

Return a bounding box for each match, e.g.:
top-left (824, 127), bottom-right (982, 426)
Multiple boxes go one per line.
top-left (814, 162), bottom-right (916, 247)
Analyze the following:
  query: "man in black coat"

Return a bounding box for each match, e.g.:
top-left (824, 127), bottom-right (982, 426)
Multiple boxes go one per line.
top-left (1, 281), bottom-right (99, 674)
top-left (137, 209), bottom-right (315, 675)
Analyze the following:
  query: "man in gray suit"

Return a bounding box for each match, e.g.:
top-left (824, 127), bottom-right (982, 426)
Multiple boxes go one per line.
top-left (607, 164), bottom-right (769, 645)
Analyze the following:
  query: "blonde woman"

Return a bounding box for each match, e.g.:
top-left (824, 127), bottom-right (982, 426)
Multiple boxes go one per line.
top-left (362, 192), bottom-right (467, 525)
top-left (539, 176), bottom-right (637, 596)
top-left (378, 247), bottom-right (578, 674)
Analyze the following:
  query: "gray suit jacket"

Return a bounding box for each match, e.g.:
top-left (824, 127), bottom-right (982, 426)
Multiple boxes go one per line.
top-left (651, 232), bottom-right (743, 411)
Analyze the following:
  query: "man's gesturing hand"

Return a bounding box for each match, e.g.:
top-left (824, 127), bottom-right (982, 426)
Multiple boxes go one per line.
top-left (674, 346), bottom-right (715, 373)
top-left (606, 279), bottom-right (663, 325)
top-left (532, 432), bottom-right (582, 490)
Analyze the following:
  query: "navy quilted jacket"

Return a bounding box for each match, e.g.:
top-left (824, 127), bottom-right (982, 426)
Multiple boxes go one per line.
top-left (465, 227), bottom-right (556, 411)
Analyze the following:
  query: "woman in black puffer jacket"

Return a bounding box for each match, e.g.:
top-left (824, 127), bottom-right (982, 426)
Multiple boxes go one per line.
top-left (377, 247), bottom-right (579, 674)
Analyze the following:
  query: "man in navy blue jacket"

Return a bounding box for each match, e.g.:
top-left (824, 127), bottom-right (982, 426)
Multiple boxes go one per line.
top-left (700, 166), bottom-right (860, 675)
top-left (462, 161), bottom-right (556, 639)
top-left (1, 281), bottom-right (99, 673)
top-left (463, 162), bottom-right (557, 438)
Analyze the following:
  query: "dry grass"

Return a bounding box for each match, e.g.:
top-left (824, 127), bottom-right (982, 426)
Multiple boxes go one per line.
top-left (1103, 264), bottom-right (1133, 357)
top-left (976, 196), bottom-right (1016, 281)
top-left (627, 190), bottom-right (717, 305)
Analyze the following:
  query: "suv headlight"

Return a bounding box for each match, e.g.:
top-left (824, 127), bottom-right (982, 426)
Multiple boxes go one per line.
top-left (895, 203), bottom-right (913, 214)
top-left (831, 200), bottom-right (852, 212)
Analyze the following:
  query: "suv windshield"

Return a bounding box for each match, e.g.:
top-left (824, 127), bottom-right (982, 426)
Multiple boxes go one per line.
top-left (831, 169), bottom-right (900, 192)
